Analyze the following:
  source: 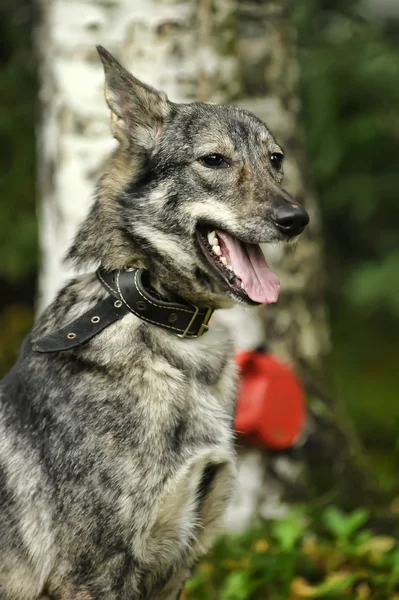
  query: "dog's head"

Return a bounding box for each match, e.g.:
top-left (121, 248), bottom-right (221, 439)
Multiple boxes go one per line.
top-left (69, 47), bottom-right (309, 309)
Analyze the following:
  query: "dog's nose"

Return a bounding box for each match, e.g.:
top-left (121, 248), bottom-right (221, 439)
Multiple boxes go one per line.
top-left (273, 203), bottom-right (309, 237)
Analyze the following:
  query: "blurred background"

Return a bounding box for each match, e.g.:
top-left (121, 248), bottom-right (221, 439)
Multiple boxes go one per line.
top-left (0, 0), bottom-right (398, 597)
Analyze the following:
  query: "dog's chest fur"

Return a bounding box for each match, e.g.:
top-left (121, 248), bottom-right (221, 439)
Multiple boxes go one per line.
top-left (0, 278), bottom-right (237, 598)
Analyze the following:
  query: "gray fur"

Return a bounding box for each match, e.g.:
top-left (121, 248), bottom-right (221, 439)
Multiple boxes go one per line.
top-left (0, 46), bottom-right (307, 599)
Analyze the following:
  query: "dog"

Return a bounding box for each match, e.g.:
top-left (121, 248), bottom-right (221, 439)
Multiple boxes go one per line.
top-left (0, 46), bottom-right (309, 600)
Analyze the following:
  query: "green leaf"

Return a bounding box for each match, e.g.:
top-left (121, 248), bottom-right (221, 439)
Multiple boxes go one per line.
top-left (220, 571), bottom-right (251, 600)
top-left (322, 507), bottom-right (369, 540)
top-left (322, 507), bottom-right (348, 539)
top-left (271, 517), bottom-right (304, 551)
top-left (343, 508), bottom-right (369, 538)
top-left (312, 573), bottom-right (357, 597)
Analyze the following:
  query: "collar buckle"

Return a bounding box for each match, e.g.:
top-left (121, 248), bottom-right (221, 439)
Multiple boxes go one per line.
top-left (177, 306), bottom-right (213, 339)
top-left (178, 306), bottom-right (199, 339)
top-left (197, 307), bottom-right (213, 337)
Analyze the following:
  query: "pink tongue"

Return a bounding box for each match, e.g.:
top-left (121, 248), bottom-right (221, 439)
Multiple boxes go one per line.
top-left (217, 231), bottom-right (280, 304)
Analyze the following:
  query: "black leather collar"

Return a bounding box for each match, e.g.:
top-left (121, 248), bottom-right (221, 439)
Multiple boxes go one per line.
top-left (32, 267), bottom-right (214, 353)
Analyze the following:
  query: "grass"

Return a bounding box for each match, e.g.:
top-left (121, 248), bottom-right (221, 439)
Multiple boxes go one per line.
top-left (184, 506), bottom-right (399, 599)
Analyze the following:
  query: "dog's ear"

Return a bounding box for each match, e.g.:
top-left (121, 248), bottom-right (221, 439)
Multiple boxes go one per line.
top-left (96, 45), bottom-right (171, 150)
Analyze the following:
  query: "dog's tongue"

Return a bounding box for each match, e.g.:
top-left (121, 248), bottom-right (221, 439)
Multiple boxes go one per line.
top-left (217, 231), bottom-right (280, 304)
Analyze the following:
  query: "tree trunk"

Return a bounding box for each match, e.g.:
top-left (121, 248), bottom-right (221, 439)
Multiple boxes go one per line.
top-left (37, 0), bottom-right (379, 531)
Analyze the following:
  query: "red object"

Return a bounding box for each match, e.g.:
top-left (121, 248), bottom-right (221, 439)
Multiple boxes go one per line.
top-left (235, 351), bottom-right (306, 450)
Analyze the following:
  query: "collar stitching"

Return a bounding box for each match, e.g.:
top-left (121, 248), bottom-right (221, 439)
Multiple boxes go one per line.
top-left (132, 270), bottom-right (194, 314)
top-left (116, 271), bottom-right (191, 334)
top-left (97, 268), bottom-right (116, 295)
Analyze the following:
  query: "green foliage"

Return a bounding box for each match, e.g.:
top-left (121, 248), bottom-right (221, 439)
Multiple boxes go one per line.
top-left (0, 1), bottom-right (37, 281)
top-left (271, 515), bottom-right (305, 552)
top-left (293, 0), bottom-right (399, 481)
top-left (184, 507), bottom-right (399, 600)
top-left (347, 250), bottom-right (399, 318)
top-left (322, 506), bottom-right (369, 542)
top-left (295, 2), bottom-right (399, 318)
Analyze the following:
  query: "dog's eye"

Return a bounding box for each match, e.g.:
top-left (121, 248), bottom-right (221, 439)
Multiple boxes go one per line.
top-left (270, 152), bottom-right (284, 170)
top-left (200, 154), bottom-right (229, 168)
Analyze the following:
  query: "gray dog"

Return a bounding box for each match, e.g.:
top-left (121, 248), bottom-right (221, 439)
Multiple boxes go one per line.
top-left (0, 47), bottom-right (309, 600)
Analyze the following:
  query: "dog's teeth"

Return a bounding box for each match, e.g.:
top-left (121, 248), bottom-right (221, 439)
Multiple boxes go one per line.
top-left (241, 282), bottom-right (245, 289)
top-left (213, 245), bottom-right (222, 256)
top-left (220, 257), bottom-right (227, 265)
top-left (207, 230), bottom-right (218, 246)
top-left (207, 231), bottom-right (216, 245)
top-left (227, 265), bottom-right (233, 271)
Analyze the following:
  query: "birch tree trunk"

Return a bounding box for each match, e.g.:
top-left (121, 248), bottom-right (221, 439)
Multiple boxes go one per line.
top-left (37, 0), bottom-right (377, 530)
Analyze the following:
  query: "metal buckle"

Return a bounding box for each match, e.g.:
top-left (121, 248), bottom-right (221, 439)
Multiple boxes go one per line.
top-left (197, 307), bottom-right (213, 337)
top-left (177, 306), bottom-right (199, 339)
top-left (177, 306), bottom-right (213, 339)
